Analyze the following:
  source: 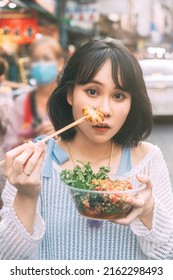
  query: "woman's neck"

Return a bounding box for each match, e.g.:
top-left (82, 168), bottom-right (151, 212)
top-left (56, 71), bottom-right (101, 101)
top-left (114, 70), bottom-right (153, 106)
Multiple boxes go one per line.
top-left (58, 135), bottom-right (122, 173)
top-left (72, 138), bottom-right (109, 157)
top-left (67, 133), bottom-right (119, 168)
top-left (36, 81), bottom-right (57, 97)
top-left (34, 82), bottom-right (57, 116)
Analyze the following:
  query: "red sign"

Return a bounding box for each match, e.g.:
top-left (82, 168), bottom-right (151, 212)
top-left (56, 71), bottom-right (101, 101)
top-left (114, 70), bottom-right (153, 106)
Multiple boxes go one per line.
top-left (0, 12), bottom-right (38, 44)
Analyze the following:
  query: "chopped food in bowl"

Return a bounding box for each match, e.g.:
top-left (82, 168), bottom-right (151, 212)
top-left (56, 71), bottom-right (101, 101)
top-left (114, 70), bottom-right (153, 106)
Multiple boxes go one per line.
top-left (60, 162), bottom-right (146, 220)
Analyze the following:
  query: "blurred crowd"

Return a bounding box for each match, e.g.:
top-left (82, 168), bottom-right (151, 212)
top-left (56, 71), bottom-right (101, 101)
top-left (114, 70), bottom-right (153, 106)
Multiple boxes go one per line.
top-left (0, 36), bottom-right (72, 208)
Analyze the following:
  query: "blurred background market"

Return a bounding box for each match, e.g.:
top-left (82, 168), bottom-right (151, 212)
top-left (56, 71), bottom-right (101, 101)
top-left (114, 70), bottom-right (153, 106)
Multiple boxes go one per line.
top-left (0, 0), bottom-right (173, 203)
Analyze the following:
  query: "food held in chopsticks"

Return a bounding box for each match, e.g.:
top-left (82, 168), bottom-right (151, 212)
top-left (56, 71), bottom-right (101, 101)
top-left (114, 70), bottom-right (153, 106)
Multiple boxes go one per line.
top-left (42, 105), bottom-right (104, 142)
top-left (0, 105), bottom-right (105, 167)
top-left (82, 105), bottom-right (105, 124)
top-left (60, 162), bottom-right (145, 220)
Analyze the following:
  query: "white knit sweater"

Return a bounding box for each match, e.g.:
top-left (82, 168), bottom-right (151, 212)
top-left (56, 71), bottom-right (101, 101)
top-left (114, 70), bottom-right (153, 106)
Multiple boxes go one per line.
top-left (0, 145), bottom-right (173, 260)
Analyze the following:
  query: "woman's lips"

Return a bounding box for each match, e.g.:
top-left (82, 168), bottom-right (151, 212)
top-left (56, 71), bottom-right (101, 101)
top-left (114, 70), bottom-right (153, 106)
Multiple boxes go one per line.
top-left (92, 124), bottom-right (110, 132)
top-left (92, 123), bottom-right (110, 128)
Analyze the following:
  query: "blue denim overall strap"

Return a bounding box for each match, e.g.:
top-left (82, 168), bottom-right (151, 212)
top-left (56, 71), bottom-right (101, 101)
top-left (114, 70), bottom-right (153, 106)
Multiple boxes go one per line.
top-left (116, 146), bottom-right (132, 175)
top-left (34, 136), bottom-right (131, 178)
top-left (34, 136), bottom-right (69, 178)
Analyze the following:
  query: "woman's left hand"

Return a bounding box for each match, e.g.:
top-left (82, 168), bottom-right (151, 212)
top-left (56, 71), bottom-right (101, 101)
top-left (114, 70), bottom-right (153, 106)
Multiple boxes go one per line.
top-left (112, 174), bottom-right (154, 229)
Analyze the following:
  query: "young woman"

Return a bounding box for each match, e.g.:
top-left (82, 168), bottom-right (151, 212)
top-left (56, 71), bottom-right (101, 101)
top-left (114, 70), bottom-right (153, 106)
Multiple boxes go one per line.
top-left (1, 38), bottom-right (173, 260)
top-left (4, 36), bottom-right (64, 150)
top-left (0, 57), bottom-right (14, 208)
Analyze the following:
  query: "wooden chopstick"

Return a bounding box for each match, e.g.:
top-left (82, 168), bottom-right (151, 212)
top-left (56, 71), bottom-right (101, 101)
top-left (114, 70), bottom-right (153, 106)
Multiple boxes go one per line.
top-left (41, 116), bottom-right (86, 142)
top-left (0, 116), bottom-right (87, 167)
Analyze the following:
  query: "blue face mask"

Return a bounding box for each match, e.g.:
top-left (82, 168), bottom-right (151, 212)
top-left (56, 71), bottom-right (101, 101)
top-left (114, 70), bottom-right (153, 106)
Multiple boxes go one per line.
top-left (30, 61), bottom-right (58, 85)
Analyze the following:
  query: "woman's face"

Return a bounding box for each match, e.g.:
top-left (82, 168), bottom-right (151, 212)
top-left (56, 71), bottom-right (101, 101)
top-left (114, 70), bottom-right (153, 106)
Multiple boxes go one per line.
top-left (30, 43), bottom-right (64, 85)
top-left (31, 43), bottom-right (57, 62)
top-left (67, 59), bottom-right (131, 144)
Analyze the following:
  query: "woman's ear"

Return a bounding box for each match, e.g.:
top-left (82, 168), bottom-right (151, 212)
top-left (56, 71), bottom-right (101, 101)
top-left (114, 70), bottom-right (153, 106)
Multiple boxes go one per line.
top-left (67, 90), bottom-right (73, 105)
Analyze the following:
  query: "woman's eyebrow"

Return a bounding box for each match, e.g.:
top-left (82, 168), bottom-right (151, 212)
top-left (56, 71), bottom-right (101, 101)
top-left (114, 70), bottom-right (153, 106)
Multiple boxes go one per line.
top-left (88, 80), bottom-right (103, 86)
top-left (86, 80), bottom-right (126, 91)
top-left (88, 80), bottom-right (123, 89)
top-left (88, 80), bottom-right (118, 88)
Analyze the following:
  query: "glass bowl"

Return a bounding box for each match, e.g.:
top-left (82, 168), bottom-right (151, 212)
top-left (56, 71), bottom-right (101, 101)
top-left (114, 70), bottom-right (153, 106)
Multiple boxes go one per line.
top-left (65, 175), bottom-right (146, 220)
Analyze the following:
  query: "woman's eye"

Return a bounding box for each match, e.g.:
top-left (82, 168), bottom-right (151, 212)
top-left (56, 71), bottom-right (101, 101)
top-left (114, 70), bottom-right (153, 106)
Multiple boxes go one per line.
top-left (86, 89), bottom-right (97, 96)
top-left (114, 93), bottom-right (125, 100)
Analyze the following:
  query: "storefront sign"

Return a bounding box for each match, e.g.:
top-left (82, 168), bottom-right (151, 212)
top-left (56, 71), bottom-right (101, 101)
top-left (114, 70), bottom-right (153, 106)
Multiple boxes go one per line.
top-left (0, 11), bottom-right (38, 44)
top-left (65, 1), bottom-right (100, 23)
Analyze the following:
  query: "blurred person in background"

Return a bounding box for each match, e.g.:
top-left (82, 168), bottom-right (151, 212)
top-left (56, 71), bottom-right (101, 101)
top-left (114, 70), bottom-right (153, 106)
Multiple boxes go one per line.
top-left (0, 57), bottom-right (14, 208)
top-left (0, 46), bottom-right (22, 83)
top-left (0, 47), bottom-right (29, 90)
top-left (4, 36), bottom-right (65, 151)
top-left (0, 56), bottom-right (13, 95)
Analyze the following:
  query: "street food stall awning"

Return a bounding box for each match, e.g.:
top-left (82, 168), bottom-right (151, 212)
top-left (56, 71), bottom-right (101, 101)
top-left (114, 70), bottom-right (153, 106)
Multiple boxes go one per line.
top-left (0, 0), bottom-right (59, 23)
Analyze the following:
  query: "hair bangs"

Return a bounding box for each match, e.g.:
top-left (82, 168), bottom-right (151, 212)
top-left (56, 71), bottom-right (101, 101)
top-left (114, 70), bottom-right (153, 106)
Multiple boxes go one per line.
top-left (75, 50), bottom-right (111, 85)
top-left (110, 50), bottom-right (135, 93)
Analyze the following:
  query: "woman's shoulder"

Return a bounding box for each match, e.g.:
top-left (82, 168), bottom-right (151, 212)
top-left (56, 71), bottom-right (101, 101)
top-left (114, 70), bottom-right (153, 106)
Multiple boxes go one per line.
top-left (136, 141), bottom-right (156, 154)
top-left (131, 141), bottom-right (159, 167)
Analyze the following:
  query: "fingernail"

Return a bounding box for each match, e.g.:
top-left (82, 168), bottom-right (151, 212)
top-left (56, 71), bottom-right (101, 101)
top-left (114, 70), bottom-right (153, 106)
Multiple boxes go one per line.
top-left (37, 141), bottom-right (45, 147)
top-left (35, 142), bottom-right (45, 150)
top-left (22, 143), bottom-right (28, 147)
top-left (27, 141), bottom-right (35, 150)
top-left (27, 141), bottom-right (34, 146)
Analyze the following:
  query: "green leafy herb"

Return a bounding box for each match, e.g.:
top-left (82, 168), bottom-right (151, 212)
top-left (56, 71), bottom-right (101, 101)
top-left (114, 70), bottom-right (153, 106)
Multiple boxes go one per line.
top-left (60, 161), bottom-right (111, 190)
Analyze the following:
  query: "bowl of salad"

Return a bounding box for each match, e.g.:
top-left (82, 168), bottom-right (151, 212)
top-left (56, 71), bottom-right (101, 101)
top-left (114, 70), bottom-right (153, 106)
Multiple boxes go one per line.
top-left (60, 162), bottom-right (146, 220)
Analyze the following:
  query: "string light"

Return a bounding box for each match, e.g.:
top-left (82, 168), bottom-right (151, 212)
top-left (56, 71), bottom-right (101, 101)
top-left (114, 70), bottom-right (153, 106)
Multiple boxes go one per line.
top-left (8, 2), bottom-right (17, 9)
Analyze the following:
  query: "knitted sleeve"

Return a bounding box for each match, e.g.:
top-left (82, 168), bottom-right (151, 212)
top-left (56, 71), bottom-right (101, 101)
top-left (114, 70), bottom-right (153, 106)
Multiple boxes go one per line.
top-left (3, 94), bottom-right (25, 151)
top-left (0, 181), bottom-right (45, 259)
top-left (130, 147), bottom-right (173, 259)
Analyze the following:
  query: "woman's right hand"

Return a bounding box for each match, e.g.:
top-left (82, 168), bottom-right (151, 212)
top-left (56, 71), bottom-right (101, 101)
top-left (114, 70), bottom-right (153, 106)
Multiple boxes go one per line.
top-left (4, 141), bottom-right (46, 199)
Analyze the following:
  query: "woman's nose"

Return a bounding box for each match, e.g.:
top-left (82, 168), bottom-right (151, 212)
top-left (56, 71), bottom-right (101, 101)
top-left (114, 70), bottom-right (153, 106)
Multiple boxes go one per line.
top-left (100, 99), bottom-right (112, 117)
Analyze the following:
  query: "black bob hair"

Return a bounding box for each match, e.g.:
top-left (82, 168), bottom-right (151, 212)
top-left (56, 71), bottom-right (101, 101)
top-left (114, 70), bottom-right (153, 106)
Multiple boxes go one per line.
top-left (47, 37), bottom-right (153, 147)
